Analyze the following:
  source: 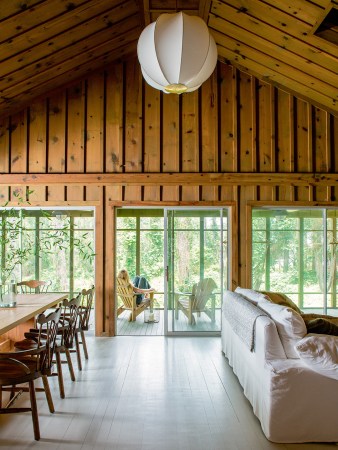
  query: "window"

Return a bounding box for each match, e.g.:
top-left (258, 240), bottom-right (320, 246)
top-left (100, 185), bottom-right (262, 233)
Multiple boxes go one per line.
top-left (0, 208), bottom-right (95, 297)
top-left (252, 208), bottom-right (338, 315)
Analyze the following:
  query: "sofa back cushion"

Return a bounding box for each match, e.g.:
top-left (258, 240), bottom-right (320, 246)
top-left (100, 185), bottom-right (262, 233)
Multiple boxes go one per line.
top-left (295, 335), bottom-right (338, 380)
top-left (235, 287), bottom-right (270, 305)
top-left (261, 291), bottom-right (302, 314)
top-left (258, 302), bottom-right (307, 358)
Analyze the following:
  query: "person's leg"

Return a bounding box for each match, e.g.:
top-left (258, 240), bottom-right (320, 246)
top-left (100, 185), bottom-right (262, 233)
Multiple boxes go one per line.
top-left (132, 276), bottom-right (143, 305)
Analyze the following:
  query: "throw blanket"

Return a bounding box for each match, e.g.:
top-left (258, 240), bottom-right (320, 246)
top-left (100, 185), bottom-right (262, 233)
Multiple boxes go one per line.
top-left (223, 292), bottom-right (267, 351)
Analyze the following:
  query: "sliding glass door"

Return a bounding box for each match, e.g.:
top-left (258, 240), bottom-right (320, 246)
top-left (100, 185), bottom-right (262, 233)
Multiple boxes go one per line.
top-left (116, 207), bottom-right (229, 335)
top-left (165, 208), bottom-right (228, 334)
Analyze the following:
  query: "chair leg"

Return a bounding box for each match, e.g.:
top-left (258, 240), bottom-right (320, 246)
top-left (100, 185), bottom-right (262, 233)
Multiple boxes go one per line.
top-left (188, 311), bottom-right (193, 325)
top-left (75, 333), bottom-right (82, 371)
top-left (80, 330), bottom-right (89, 359)
top-left (29, 380), bottom-right (40, 441)
top-left (175, 297), bottom-right (179, 320)
top-left (64, 348), bottom-right (76, 381)
top-left (55, 350), bottom-right (65, 399)
top-left (41, 375), bottom-right (54, 413)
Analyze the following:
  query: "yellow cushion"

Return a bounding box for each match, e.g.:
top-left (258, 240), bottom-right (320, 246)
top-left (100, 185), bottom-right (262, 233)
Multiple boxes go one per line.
top-left (260, 291), bottom-right (302, 314)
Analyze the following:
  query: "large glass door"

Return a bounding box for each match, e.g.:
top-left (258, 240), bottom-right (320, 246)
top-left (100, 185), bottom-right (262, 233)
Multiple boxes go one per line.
top-left (165, 208), bottom-right (228, 335)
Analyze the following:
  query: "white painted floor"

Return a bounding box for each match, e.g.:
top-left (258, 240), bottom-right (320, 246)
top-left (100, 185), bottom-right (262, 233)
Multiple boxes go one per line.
top-left (0, 336), bottom-right (336, 449)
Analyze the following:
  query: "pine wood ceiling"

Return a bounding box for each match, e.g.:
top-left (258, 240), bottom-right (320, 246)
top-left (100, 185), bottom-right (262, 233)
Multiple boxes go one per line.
top-left (0, 0), bottom-right (337, 118)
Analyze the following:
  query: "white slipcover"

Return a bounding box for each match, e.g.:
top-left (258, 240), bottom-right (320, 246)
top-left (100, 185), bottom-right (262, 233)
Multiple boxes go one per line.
top-left (222, 292), bottom-right (338, 443)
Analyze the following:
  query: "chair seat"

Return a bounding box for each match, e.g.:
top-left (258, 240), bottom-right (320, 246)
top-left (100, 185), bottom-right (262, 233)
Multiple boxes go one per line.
top-left (0, 358), bottom-right (40, 385)
top-left (14, 339), bottom-right (38, 351)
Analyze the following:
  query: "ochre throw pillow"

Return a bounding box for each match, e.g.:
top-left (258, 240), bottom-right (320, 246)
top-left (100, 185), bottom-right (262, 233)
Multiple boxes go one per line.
top-left (260, 291), bottom-right (302, 314)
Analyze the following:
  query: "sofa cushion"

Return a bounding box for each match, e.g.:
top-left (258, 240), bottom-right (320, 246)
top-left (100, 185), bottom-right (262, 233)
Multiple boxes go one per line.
top-left (261, 291), bottom-right (302, 314)
top-left (305, 318), bottom-right (338, 336)
top-left (295, 335), bottom-right (338, 380)
top-left (235, 287), bottom-right (270, 305)
top-left (258, 302), bottom-right (307, 358)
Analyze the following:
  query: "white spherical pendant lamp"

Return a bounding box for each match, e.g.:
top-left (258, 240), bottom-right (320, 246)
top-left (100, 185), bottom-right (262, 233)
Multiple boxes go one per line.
top-left (137, 12), bottom-right (218, 94)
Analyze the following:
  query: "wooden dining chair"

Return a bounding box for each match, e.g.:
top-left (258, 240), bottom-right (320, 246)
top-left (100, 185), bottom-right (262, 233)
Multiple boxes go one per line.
top-left (76, 285), bottom-right (95, 361)
top-left (17, 280), bottom-right (52, 294)
top-left (0, 307), bottom-right (61, 440)
top-left (15, 294), bottom-right (81, 399)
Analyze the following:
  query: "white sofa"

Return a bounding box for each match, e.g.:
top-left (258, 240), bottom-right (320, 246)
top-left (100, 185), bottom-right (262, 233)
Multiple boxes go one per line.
top-left (221, 289), bottom-right (338, 443)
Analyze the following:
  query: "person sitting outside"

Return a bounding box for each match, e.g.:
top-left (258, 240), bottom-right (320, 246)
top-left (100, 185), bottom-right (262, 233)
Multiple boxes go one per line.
top-left (117, 269), bottom-right (155, 305)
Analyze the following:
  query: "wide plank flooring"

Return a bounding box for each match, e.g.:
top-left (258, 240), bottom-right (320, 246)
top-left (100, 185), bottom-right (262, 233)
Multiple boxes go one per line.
top-left (0, 336), bottom-right (335, 449)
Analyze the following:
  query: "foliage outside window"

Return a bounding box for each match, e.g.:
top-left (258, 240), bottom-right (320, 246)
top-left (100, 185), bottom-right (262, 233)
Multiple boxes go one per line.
top-left (1, 200), bottom-right (95, 297)
top-left (252, 208), bottom-right (338, 314)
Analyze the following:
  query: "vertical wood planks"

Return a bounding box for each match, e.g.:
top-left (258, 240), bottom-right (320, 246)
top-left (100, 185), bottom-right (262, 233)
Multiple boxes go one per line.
top-left (238, 72), bottom-right (256, 173)
top-left (10, 111), bottom-right (27, 173)
top-left (143, 83), bottom-right (160, 201)
top-left (219, 64), bottom-right (237, 202)
top-left (257, 81), bottom-right (275, 201)
top-left (47, 92), bottom-right (66, 201)
top-left (295, 99), bottom-right (312, 201)
top-left (106, 63), bottom-right (123, 202)
top-left (333, 116), bottom-right (338, 202)
top-left (181, 90), bottom-right (199, 201)
top-left (238, 71), bottom-right (256, 286)
top-left (276, 91), bottom-right (294, 201)
top-left (124, 59), bottom-right (142, 201)
top-left (67, 81), bottom-right (85, 201)
top-left (28, 99), bottom-right (46, 201)
top-left (105, 203), bottom-right (115, 336)
top-left (201, 71), bottom-right (218, 201)
top-left (314, 108), bottom-right (330, 201)
top-left (10, 111), bottom-right (27, 201)
top-left (94, 196), bottom-right (105, 336)
top-left (0, 117), bottom-right (9, 202)
top-left (86, 72), bottom-right (104, 201)
top-left (162, 93), bottom-right (180, 201)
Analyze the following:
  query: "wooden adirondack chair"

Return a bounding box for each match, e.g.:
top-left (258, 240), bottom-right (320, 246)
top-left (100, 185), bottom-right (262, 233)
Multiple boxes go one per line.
top-left (175, 278), bottom-right (217, 325)
top-left (116, 278), bottom-right (154, 322)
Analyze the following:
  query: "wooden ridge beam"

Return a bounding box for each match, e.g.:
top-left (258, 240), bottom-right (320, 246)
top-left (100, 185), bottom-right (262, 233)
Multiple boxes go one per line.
top-left (0, 172), bottom-right (338, 186)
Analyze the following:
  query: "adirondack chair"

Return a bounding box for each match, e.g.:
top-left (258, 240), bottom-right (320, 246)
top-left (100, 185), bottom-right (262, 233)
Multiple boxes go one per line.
top-left (116, 278), bottom-right (154, 322)
top-left (175, 278), bottom-right (217, 325)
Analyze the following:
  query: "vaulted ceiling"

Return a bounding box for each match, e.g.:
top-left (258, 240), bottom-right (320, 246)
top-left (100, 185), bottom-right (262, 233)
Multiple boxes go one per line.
top-left (0, 0), bottom-right (337, 118)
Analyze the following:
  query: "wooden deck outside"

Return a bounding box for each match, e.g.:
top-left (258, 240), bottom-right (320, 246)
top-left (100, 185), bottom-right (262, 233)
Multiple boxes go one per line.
top-left (116, 309), bottom-right (222, 335)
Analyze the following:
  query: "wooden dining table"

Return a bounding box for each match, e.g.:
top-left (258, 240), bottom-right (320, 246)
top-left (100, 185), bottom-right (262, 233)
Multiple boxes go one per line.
top-left (0, 293), bottom-right (68, 350)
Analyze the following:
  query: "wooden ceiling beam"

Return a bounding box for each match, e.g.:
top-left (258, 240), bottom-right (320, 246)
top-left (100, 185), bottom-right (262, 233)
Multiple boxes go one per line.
top-left (0, 173), bottom-right (338, 186)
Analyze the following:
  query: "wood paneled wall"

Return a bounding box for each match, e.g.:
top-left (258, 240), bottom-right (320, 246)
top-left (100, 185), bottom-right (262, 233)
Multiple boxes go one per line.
top-left (0, 57), bottom-right (337, 335)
